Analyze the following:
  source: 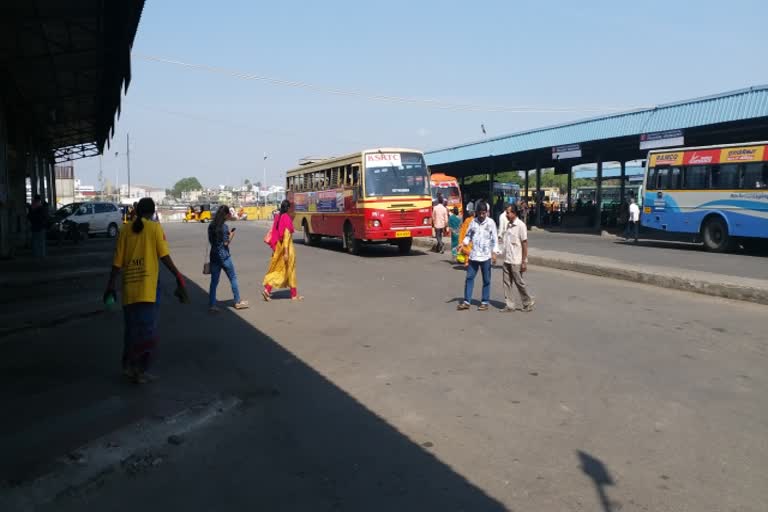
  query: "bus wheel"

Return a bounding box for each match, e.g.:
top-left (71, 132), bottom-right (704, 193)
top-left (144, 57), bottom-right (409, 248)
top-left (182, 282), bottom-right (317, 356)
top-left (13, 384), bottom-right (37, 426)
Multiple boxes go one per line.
top-left (343, 223), bottom-right (361, 255)
top-left (702, 216), bottom-right (731, 252)
top-left (397, 238), bottom-right (412, 255)
top-left (302, 220), bottom-right (319, 246)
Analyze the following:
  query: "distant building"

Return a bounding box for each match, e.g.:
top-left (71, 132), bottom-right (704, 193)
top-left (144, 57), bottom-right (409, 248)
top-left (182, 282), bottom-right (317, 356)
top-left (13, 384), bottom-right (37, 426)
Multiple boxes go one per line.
top-left (55, 165), bottom-right (75, 206)
top-left (181, 189), bottom-right (203, 202)
top-left (119, 184), bottom-right (166, 204)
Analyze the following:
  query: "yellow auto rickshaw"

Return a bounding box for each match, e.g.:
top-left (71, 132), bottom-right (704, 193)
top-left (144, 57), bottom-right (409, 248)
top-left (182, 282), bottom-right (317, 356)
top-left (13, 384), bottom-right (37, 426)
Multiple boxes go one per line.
top-left (184, 203), bottom-right (212, 223)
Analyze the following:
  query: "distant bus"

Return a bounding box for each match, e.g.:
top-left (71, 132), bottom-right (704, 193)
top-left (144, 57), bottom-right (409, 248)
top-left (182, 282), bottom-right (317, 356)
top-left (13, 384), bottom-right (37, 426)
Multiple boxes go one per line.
top-left (575, 185), bottom-right (643, 208)
top-left (430, 173), bottom-right (462, 214)
top-left (641, 141), bottom-right (768, 251)
top-left (286, 148), bottom-right (433, 255)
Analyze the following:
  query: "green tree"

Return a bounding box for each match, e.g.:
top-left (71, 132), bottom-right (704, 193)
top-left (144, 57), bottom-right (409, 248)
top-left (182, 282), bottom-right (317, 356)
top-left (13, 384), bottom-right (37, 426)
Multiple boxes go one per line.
top-left (171, 177), bottom-right (203, 198)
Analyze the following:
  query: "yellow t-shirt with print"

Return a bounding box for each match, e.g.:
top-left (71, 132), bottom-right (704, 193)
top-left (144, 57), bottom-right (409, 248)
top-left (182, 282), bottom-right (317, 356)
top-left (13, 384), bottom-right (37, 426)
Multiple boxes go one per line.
top-left (112, 219), bottom-right (170, 305)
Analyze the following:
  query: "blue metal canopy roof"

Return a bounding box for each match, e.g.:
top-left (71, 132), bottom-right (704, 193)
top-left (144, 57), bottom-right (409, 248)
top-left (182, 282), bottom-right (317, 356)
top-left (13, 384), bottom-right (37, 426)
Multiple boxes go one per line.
top-left (425, 85), bottom-right (768, 166)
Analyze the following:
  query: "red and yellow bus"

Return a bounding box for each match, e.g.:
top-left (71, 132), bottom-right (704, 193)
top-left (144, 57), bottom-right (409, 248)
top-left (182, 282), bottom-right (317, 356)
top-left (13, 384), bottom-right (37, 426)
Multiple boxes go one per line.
top-left (287, 148), bottom-right (433, 254)
top-left (430, 173), bottom-right (463, 216)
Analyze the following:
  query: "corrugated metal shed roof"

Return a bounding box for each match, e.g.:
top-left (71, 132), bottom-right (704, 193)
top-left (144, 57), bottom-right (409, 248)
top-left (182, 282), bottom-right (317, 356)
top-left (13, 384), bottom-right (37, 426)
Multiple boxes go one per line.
top-left (425, 85), bottom-right (768, 166)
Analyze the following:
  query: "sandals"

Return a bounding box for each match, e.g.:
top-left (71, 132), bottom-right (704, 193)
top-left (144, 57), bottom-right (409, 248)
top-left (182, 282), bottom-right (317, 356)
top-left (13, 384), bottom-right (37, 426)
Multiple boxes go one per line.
top-left (262, 289), bottom-right (271, 302)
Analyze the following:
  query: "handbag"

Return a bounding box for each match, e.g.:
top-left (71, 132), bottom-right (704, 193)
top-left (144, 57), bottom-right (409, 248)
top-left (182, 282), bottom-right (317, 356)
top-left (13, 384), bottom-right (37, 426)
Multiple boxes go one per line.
top-left (263, 214), bottom-right (278, 246)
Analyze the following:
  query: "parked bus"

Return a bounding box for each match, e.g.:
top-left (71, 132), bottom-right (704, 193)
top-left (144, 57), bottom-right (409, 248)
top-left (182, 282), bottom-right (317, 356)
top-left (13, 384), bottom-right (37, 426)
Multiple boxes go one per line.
top-left (287, 148), bottom-right (433, 255)
top-left (430, 173), bottom-right (462, 214)
top-left (642, 141), bottom-right (768, 251)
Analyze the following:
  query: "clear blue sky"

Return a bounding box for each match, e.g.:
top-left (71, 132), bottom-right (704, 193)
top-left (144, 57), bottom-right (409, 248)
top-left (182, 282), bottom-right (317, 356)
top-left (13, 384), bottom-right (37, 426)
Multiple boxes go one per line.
top-left (76, 0), bottom-right (768, 190)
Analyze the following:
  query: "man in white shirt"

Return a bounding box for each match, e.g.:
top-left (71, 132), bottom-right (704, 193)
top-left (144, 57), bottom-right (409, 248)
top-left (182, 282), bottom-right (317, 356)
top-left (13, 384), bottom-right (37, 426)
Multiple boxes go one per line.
top-left (625, 198), bottom-right (640, 243)
top-left (457, 201), bottom-right (498, 311)
top-left (495, 204), bottom-right (535, 312)
top-left (432, 193), bottom-right (448, 254)
top-left (498, 204), bottom-right (509, 240)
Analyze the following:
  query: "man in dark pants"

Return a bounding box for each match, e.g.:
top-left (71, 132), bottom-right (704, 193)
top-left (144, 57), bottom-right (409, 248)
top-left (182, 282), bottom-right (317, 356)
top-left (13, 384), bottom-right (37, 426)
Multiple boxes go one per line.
top-left (432, 192), bottom-right (448, 254)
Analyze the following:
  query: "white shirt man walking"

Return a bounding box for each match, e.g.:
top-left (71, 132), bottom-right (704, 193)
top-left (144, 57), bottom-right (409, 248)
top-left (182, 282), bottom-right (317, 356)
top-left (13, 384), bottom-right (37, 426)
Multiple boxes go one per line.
top-left (495, 204), bottom-right (535, 312)
top-left (625, 198), bottom-right (640, 243)
top-left (457, 201), bottom-right (498, 311)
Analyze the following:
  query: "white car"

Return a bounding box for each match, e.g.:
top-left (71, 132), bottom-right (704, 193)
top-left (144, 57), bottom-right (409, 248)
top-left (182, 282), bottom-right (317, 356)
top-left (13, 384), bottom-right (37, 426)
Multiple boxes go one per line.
top-left (54, 202), bottom-right (122, 238)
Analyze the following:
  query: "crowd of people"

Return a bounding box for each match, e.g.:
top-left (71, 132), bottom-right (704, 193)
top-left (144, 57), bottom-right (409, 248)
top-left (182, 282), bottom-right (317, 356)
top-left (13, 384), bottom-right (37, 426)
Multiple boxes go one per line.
top-left (105, 197), bottom-right (301, 384)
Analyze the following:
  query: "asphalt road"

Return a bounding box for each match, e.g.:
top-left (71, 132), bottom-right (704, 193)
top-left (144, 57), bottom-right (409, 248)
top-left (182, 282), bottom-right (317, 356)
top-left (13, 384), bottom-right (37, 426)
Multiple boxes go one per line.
top-left (530, 230), bottom-right (768, 280)
top-left (36, 222), bottom-right (768, 512)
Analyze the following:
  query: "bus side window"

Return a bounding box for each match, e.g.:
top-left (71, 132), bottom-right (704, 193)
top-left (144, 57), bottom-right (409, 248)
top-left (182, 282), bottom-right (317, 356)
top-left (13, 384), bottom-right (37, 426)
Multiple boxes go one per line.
top-left (711, 164), bottom-right (739, 189)
top-left (646, 168), bottom-right (658, 190)
top-left (351, 165), bottom-right (360, 186)
top-left (684, 165), bottom-right (707, 189)
top-left (742, 163), bottom-right (767, 189)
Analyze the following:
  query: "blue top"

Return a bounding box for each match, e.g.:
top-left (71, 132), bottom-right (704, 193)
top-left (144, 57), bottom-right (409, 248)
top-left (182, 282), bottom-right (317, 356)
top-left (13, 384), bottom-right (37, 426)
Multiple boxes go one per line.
top-left (208, 222), bottom-right (231, 263)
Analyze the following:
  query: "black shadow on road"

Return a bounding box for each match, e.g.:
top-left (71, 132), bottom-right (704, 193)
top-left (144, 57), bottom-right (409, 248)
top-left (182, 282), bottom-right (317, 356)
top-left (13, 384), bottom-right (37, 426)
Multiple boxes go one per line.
top-left (577, 450), bottom-right (616, 512)
top-left (1, 266), bottom-right (506, 511)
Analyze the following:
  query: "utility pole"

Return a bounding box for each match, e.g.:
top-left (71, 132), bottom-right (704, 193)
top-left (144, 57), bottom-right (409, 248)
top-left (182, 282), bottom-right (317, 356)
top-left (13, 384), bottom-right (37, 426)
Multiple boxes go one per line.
top-left (263, 152), bottom-right (267, 207)
top-left (98, 155), bottom-right (103, 200)
top-left (126, 133), bottom-right (131, 203)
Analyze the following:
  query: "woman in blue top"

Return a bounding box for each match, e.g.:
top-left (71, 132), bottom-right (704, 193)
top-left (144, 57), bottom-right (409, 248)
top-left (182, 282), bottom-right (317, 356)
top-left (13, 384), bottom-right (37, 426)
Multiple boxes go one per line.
top-left (208, 205), bottom-right (249, 312)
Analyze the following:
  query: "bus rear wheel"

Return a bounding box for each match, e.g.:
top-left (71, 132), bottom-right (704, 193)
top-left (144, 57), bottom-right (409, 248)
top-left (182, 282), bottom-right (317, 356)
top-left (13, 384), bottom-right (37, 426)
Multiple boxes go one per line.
top-left (343, 223), bottom-right (361, 255)
top-left (397, 238), bottom-right (412, 255)
top-left (702, 216), bottom-right (732, 252)
top-left (302, 220), bottom-right (317, 246)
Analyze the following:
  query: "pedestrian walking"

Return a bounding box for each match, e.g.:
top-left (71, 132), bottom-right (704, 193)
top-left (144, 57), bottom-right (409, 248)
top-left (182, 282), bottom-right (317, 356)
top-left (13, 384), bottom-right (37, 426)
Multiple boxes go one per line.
top-left (496, 204), bottom-right (535, 312)
top-left (432, 193), bottom-right (448, 254)
top-left (263, 199), bottom-right (303, 301)
top-left (208, 205), bottom-right (249, 312)
top-left (625, 197), bottom-right (640, 242)
top-left (457, 201), bottom-right (498, 311)
top-left (448, 206), bottom-right (462, 259)
top-left (27, 194), bottom-right (48, 258)
top-left (105, 198), bottom-right (187, 384)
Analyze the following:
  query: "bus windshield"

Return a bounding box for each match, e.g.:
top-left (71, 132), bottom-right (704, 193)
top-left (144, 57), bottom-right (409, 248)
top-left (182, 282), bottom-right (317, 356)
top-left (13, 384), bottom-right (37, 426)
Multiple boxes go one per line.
top-left (364, 152), bottom-right (430, 197)
top-left (432, 185), bottom-right (461, 205)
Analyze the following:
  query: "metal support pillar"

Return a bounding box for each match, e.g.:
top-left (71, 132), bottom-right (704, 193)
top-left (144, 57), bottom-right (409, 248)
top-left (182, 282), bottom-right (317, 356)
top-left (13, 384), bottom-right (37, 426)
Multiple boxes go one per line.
top-left (567, 166), bottom-right (573, 213)
top-left (535, 165), bottom-right (542, 226)
top-left (595, 158), bottom-right (603, 229)
top-left (524, 170), bottom-right (529, 199)
top-left (489, 168), bottom-right (495, 210)
top-left (619, 160), bottom-right (626, 203)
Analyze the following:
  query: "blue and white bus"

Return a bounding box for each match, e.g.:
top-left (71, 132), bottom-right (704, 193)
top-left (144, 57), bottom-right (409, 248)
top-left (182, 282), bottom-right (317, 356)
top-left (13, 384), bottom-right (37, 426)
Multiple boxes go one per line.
top-left (642, 141), bottom-right (768, 251)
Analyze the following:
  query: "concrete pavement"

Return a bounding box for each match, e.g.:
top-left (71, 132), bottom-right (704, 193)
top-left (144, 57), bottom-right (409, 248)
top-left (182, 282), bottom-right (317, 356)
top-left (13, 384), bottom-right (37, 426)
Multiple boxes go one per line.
top-left (3, 221), bottom-right (765, 512)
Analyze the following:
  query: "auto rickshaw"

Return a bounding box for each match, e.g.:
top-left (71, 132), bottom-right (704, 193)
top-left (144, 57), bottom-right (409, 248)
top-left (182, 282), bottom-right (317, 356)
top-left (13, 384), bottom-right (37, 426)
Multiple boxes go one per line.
top-left (184, 203), bottom-right (212, 223)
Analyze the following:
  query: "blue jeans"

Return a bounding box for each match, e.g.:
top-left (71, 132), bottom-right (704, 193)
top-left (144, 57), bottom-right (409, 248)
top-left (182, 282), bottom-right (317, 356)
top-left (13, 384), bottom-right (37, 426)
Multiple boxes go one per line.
top-left (464, 259), bottom-right (492, 305)
top-left (209, 257), bottom-right (241, 307)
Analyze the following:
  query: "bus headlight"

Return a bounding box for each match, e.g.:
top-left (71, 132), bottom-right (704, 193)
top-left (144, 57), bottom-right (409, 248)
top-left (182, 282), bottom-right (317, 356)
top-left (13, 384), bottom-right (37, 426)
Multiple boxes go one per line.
top-left (370, 219), bottom-right (381, 228)
top-left (423, 217), bottom-right (431, 225)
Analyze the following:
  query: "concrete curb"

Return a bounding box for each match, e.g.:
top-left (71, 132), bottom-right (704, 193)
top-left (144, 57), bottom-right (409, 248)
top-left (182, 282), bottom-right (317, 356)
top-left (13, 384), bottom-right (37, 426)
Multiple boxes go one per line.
top-left (412, 237), bottom-right (768, 305)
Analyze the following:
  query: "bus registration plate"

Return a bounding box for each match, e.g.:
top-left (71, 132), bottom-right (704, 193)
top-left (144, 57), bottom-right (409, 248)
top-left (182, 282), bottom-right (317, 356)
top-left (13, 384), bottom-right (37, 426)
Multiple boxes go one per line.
top-left (395, 231), bottom-right (411, 238)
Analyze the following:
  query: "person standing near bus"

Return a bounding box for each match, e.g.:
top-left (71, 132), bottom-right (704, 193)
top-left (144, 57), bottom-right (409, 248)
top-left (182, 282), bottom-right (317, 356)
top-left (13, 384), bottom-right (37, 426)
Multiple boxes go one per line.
top-left (496, 204), bottom-right (535, 312)
top-left (432, 193), bottom-right (448, 254)
top-left (457, 201), bottom-right (498, 311)
top-left (448, 207), bottom-right (462, 259)
top-left (625, 197), bottom-right (640, 243)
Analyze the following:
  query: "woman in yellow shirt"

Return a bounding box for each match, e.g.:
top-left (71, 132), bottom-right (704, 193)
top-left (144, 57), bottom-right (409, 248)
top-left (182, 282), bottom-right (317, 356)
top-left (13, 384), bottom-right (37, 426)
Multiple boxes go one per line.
top-left (105, 198), bottom-right (186, 384)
